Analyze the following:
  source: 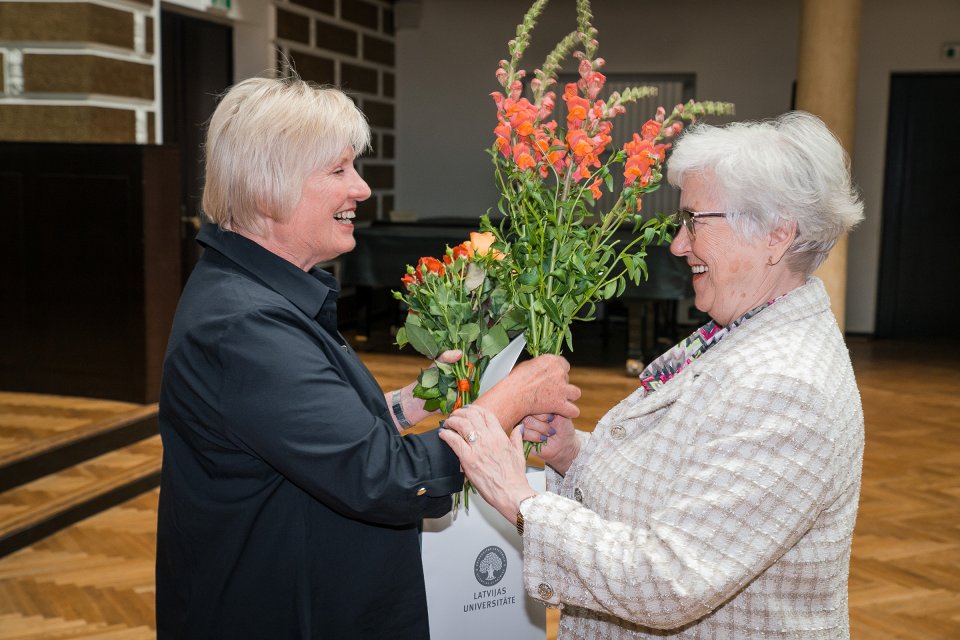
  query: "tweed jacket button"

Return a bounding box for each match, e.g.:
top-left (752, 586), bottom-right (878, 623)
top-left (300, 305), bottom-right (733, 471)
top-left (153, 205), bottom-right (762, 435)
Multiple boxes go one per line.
top-left (610, 424), bottom-right (626, 439)
top-left (537, 583), bottom-right (554, 600)
top-left (573, 487), bottom-right (583, 503)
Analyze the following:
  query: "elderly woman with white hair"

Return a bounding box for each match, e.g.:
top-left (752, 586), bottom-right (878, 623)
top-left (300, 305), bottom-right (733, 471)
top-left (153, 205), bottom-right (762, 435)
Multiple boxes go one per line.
top-left (440, 111), bottom-right (865, 638)
top-left (155, 75), bottom-right (580, 640)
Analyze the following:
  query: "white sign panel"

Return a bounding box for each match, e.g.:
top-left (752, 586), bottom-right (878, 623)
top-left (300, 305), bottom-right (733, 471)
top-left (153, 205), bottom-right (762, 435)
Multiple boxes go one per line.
top-left (422, 470), bottom-right (546, 640)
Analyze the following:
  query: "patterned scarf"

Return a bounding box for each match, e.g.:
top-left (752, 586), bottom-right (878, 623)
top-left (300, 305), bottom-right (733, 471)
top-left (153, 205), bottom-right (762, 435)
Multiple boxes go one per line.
top-left (639, 294), bottom-right (786, 395)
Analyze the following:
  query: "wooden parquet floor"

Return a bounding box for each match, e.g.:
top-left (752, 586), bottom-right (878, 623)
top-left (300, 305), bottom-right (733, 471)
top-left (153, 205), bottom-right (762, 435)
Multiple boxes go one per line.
top-left (0, 436), bottom-right (162, 546)
top-left (0, 338), bottom-right (957, 639)
top-left (0, 394), bottom-right (147, 467)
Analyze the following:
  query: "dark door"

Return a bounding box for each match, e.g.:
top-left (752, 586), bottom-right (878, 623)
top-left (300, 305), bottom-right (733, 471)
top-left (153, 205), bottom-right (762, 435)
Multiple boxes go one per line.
top-left (161, 10), bottom-right (233, 285)
top-left (876, 73), bottom-right (960, 338)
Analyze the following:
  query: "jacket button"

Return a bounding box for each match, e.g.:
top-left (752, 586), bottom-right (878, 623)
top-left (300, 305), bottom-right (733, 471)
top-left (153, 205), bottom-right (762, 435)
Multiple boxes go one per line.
top-left (610, 424), bottom-right (626, 439)
top-left (573, 487), bottom-right (583, 503)
top-left (416, 487), bottom-right (427, 496)
top-left (537, 583), bottom-right (554, 600)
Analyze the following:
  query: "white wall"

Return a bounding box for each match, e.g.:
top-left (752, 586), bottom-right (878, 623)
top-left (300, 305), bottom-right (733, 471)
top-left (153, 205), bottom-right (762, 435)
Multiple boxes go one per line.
top-left (395, 0), bottom-right (798, 221)
top-left (395, 0), bottom-right (960, 334)
top-left (232, 0), bottom-right (274, 81)
top-left (162, 0), bottom-right (274, 82)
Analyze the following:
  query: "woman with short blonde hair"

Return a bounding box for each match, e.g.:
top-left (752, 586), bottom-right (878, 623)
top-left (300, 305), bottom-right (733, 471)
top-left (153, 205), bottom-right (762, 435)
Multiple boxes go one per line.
top-left (201, 76), bottom-right (371, 234)
top-left (156, 74), bottom-right (581, 640)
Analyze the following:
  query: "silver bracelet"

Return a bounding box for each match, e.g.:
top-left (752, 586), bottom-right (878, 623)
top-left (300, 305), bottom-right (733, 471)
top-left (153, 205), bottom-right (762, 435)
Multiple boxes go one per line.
top-left (391, 390), bottom-right (411, 428)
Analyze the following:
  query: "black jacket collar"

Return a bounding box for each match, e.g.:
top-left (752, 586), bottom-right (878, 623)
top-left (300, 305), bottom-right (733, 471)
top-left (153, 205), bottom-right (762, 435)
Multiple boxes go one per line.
top-left (196, 223), bottom-right (339, 323)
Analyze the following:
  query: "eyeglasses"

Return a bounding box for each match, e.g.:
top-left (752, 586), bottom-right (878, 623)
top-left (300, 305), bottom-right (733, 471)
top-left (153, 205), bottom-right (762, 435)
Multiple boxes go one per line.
top-left (672, 209), bottom-right (727, 239)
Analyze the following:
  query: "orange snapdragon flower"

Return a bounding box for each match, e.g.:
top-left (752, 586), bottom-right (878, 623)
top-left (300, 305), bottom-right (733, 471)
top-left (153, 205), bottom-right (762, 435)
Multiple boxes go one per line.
top-left (589, 177), bottom-right (603, 200)
top-left (581, 71), bottom-right (606, 101)
top-left (494, 121), bottom-right (512, 157)
top-left (641, 119), bottom-right (662, 140)
top-left (513, 143), bottom-right (537, 171)
top-left (563, 83), bottom-right (590, 127)
top-left (505, 98), bottom-right (538, 137)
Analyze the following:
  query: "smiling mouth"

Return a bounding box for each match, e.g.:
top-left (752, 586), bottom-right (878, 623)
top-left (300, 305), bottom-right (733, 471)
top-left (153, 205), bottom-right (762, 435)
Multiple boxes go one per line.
top-left (334, 210), bottom-right (356, 224)
top-left (691, 264), bottom-right (708, 274)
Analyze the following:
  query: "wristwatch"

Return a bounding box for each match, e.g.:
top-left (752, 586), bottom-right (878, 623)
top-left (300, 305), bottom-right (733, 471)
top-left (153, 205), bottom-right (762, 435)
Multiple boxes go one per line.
top-left (516, 495), bottom-right (535, 536)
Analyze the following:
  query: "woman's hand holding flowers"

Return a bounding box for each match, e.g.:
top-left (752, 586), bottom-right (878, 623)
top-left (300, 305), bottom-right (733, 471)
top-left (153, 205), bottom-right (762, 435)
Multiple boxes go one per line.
top-left (520, 414), bottom-right (581, 476)
top-left (473, 354), bottom-right (581, 431)
top-left (438, 405), bottom-right (538, 522)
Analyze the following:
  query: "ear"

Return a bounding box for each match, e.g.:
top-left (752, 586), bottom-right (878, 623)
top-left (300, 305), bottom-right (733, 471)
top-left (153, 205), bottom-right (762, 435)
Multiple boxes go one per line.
top-left (768, 220), bottom-right (797, 266)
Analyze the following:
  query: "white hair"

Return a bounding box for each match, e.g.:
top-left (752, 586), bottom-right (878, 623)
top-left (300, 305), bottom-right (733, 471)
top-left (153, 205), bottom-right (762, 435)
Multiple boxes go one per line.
top-left (666, 111), bottom-right (864, 275)
top-left (202, 75), bottom-right (371, 235)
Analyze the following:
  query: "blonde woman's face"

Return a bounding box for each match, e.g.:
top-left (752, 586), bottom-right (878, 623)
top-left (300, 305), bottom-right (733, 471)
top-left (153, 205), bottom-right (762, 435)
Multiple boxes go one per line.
top-left (283, 147), bottom-right (372, 265)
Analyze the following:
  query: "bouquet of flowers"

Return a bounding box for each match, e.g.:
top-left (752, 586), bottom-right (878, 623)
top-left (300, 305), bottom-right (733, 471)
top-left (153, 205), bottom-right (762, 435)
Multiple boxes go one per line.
top-left (483, 0), bottom-right (735, 358)
top-left (394, 232), bottom-right (522, 510)
top-left (394, 232), bottom-right (520, 415)
top-left (394, 0), bottom-right (734, 485)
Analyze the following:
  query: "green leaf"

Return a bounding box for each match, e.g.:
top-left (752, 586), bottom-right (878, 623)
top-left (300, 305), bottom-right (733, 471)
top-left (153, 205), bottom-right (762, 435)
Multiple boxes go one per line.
top-left (395, 326), bottom-right (408, 348)
top-left (602, 279), bottom-right (618, 299)
top-left (519, 269), bottom-right (539, 286)
top-left (420, 367), bottom-right (439, 388)
top-left (405, 324), bottom-right (440, 358)
top-left (459, 323), bottom-right (481, 344)
top-left (480, 323), bottom-right (510, 357)
top-left (542, 298), bottom-right (563, 325)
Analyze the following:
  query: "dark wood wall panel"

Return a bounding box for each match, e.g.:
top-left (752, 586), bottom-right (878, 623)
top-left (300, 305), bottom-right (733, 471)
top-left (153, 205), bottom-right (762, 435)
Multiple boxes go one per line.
top-left (0, 143), bottom-right (181, 402)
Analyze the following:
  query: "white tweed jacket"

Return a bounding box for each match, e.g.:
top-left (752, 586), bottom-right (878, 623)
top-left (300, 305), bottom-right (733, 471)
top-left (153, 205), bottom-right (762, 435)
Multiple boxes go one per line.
top-left (522, 278), bottom-right (864, 639)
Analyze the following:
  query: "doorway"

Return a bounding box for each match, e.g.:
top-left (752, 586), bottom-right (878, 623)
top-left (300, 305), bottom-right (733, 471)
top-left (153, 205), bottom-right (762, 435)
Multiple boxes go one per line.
top-left (875, 73), bottom-right (960, 338)
top-left (161, 9), bottom-right (233, 285)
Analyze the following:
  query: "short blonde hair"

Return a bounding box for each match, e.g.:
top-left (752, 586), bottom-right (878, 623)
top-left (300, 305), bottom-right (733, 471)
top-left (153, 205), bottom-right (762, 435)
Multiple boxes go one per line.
top-left (202, 75), bottom-right (371, 234)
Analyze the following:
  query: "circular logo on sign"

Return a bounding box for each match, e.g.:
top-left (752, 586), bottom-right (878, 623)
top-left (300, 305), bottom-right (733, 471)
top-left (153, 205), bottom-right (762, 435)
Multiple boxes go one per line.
top-left (474, 545), bottom-right (508, 586)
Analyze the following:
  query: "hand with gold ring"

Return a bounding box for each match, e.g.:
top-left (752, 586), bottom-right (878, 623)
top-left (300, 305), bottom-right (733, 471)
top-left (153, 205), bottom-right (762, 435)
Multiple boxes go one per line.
top-left (439, 405), bottom-right (537, 522)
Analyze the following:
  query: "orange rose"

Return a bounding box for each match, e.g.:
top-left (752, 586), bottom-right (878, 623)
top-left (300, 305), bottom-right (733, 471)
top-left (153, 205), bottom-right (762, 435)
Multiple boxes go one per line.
top-left (417, 256), bottom-right (444, 277)
top-left (451, 242), bottom-right (474, 261)
top-left (468, 232), bottom-right (495, 255)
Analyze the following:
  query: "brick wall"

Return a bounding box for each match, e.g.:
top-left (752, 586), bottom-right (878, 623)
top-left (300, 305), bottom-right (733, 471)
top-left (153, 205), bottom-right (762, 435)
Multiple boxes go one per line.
top-left (275, 0), bottom-right (396, 222)
top-left (0, 1), bottom-right (160, 143)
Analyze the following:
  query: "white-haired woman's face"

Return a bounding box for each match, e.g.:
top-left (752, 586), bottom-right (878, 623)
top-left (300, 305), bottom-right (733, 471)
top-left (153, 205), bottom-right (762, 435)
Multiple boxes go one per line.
top-left (670, 173), bottom-right (780, 326)
top-left (281, 147), bottom-right (372, 266)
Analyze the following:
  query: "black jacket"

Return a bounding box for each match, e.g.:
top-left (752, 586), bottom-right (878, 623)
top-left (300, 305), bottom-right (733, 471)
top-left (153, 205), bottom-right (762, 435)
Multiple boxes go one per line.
top-left (156, 224), bottom-right (462, 639)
